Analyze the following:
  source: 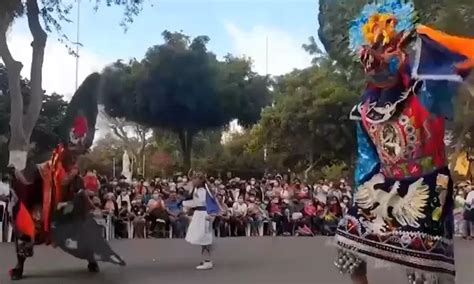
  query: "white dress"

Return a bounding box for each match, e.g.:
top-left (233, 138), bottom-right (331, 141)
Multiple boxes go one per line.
top-left (184, 187), bottom-right (213, 246)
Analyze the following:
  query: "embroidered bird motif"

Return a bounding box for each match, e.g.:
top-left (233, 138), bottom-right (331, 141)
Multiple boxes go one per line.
top-left (356, 174), bottom-right (430, 229)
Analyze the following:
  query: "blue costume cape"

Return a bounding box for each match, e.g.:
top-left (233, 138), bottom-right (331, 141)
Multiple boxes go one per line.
top-left (205, 185), bottom-right (220, 215)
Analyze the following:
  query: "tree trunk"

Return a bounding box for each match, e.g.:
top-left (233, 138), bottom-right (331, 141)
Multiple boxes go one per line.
top-left (178, 129), bottom-right (194, 171)
top-left (0, 0), bottom-right (47, 170)
top-left (0, 15), bottom-right (28, 169)
top-left (23, 0), bottom-right (47, 139)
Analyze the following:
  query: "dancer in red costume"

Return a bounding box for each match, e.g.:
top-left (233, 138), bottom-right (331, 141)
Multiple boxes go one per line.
top-left (8, 73), bottom-right (125, 281)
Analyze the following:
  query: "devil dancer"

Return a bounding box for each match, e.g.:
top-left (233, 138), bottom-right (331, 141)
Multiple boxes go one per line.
top-left (8, 73), bottom-right (125, 280)
top-left (333, 1), bottom-right (474, 283)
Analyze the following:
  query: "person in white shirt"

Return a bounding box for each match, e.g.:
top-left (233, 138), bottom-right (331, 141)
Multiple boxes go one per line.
top-left (231, 197), bottom-right (248, 236)
top-left (464, 186), bottom-right (474, 239)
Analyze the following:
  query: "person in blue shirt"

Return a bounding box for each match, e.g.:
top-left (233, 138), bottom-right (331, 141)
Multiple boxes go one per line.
top-left (165, 191), bottom-right (188, 238)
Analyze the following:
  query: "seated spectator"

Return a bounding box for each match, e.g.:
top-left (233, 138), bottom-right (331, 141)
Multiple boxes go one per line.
top-left (165, 191), bottom-right (188, 238)
top-left (281, 206), bottom-right (294, 236)
top-left (131, 203), bottom-right (147, 238)
top-left (281, 185), bottom-right (293, 207)
top-left (340, 195), bottom-right (351, 216)
top-left (311, 197), bottom-right (326, 235)
top-left (231, 196), bottom-right (248, 236)
top-left (91, 196), bottom-right (104, 218)
top-left (117, 189), bottom-right (131, 212)
top-left (147, 191), bottom-right (169, 237)
top-left (115, 201), bottom-right (130, 238)
top-left (103, 192), bottom-right (118, 216)
top-left (83, 169), bottom-right (100, 195)
top-left (247, 196), bottom-right (266, 236)
top-left (298, 199), bottom-right (316, 233)
top-left (214, 194), bottom-right (231, 237)
top-left (323, 196), bottom-right (342, 236)
top-left (267, 196), bottom-right (284, 235)
top-left (464, 185), bottom-right (474, 240)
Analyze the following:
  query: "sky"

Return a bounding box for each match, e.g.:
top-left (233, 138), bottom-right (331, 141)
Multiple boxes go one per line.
top-left (3, 0), bottom-right (322, 139)
top-left (4, 0), bottom-right (320, 98)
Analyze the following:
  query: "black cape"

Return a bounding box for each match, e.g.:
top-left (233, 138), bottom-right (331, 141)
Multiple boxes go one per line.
top-left (50, 193), bottom-right (126, 266)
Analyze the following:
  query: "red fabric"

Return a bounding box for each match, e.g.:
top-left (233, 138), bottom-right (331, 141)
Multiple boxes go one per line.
top-left (269, 202), bottom-right (282, 214)
top-left (15, 202), bottom-right (35, 240)
top-left (304, 204), bottom-right (316, 216)
top-left (73, 115), bottom-right (88, 137)
top-left (84, 175), bottom-right (98, 192)
top-left (40, 161), bottom-right (52, 233)
top-left (361, 93), bottom-right (446, 179)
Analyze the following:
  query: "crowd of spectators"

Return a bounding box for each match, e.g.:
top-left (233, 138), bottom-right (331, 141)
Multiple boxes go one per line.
top-left (90, 174), bottom-right (355, 239)
top-left (2, 171), bottom-right (474, 241)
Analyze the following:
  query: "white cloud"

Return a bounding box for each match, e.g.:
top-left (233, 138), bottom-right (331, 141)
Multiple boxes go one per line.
top-left (1, 23), bottom-right (112, 141)
top-left (225, 22), bottom-right (312, 75)
top-left (3, 25), bottom-right (109, 99)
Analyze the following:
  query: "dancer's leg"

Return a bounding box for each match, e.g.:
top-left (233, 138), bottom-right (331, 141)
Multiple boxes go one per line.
top-left (335, 250), bottom-right (368, 284)
top-left (10, 236), bottom-right (31, 280)
top-left (196, 245), bottom-right (213, 270)
top-left (350, 261), bottom-right (368, 284)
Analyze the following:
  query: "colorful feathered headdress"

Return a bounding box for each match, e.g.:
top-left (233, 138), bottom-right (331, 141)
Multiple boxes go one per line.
top-left (349, 0), bottom-right (417, 52)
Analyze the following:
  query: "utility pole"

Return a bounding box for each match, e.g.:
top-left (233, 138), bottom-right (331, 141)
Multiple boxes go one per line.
top-left (264, 36), bottom-right (269, 173)
top-left (75, 0), bottom-right (81, 91)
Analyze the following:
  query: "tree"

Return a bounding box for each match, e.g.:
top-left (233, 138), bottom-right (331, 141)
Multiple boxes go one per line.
top-left (250, 63), bottom-right (358, 179)
top-left (79, 133), bottom-right (125, 177)
top-left (101, 31), bottom-right (272, 170)
top-left (0, 0), bottom-right (145, 170)
top-left (0, 64), bottom-right (68, 169)
top-left (101, 108), bottom-right (152, 176)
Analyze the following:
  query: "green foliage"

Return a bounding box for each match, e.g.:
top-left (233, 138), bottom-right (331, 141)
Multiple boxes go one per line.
top-left (78, 133), bottom-right (124, 177)
top-left (101, 31), bottom-right (272, 169)
top-left (320, 162), bottom-right (349, 181)
top-left (251, 63), bottom-right (358, 175)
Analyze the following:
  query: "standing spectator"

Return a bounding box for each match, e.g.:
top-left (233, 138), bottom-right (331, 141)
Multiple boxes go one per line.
top-left (165, 191), bottom-right (188, 238)
top-left (464, 185), bottom-right (474, 240)
top-left (231, 196), bottom-right (248, 236)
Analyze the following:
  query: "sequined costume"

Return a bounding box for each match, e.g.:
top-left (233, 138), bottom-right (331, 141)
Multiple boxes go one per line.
top-left (333, 1), bottom-right (474, 282)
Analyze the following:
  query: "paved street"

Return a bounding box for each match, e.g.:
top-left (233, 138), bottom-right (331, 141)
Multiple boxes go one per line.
top-left (0, 237), bottom-right (472, 284)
